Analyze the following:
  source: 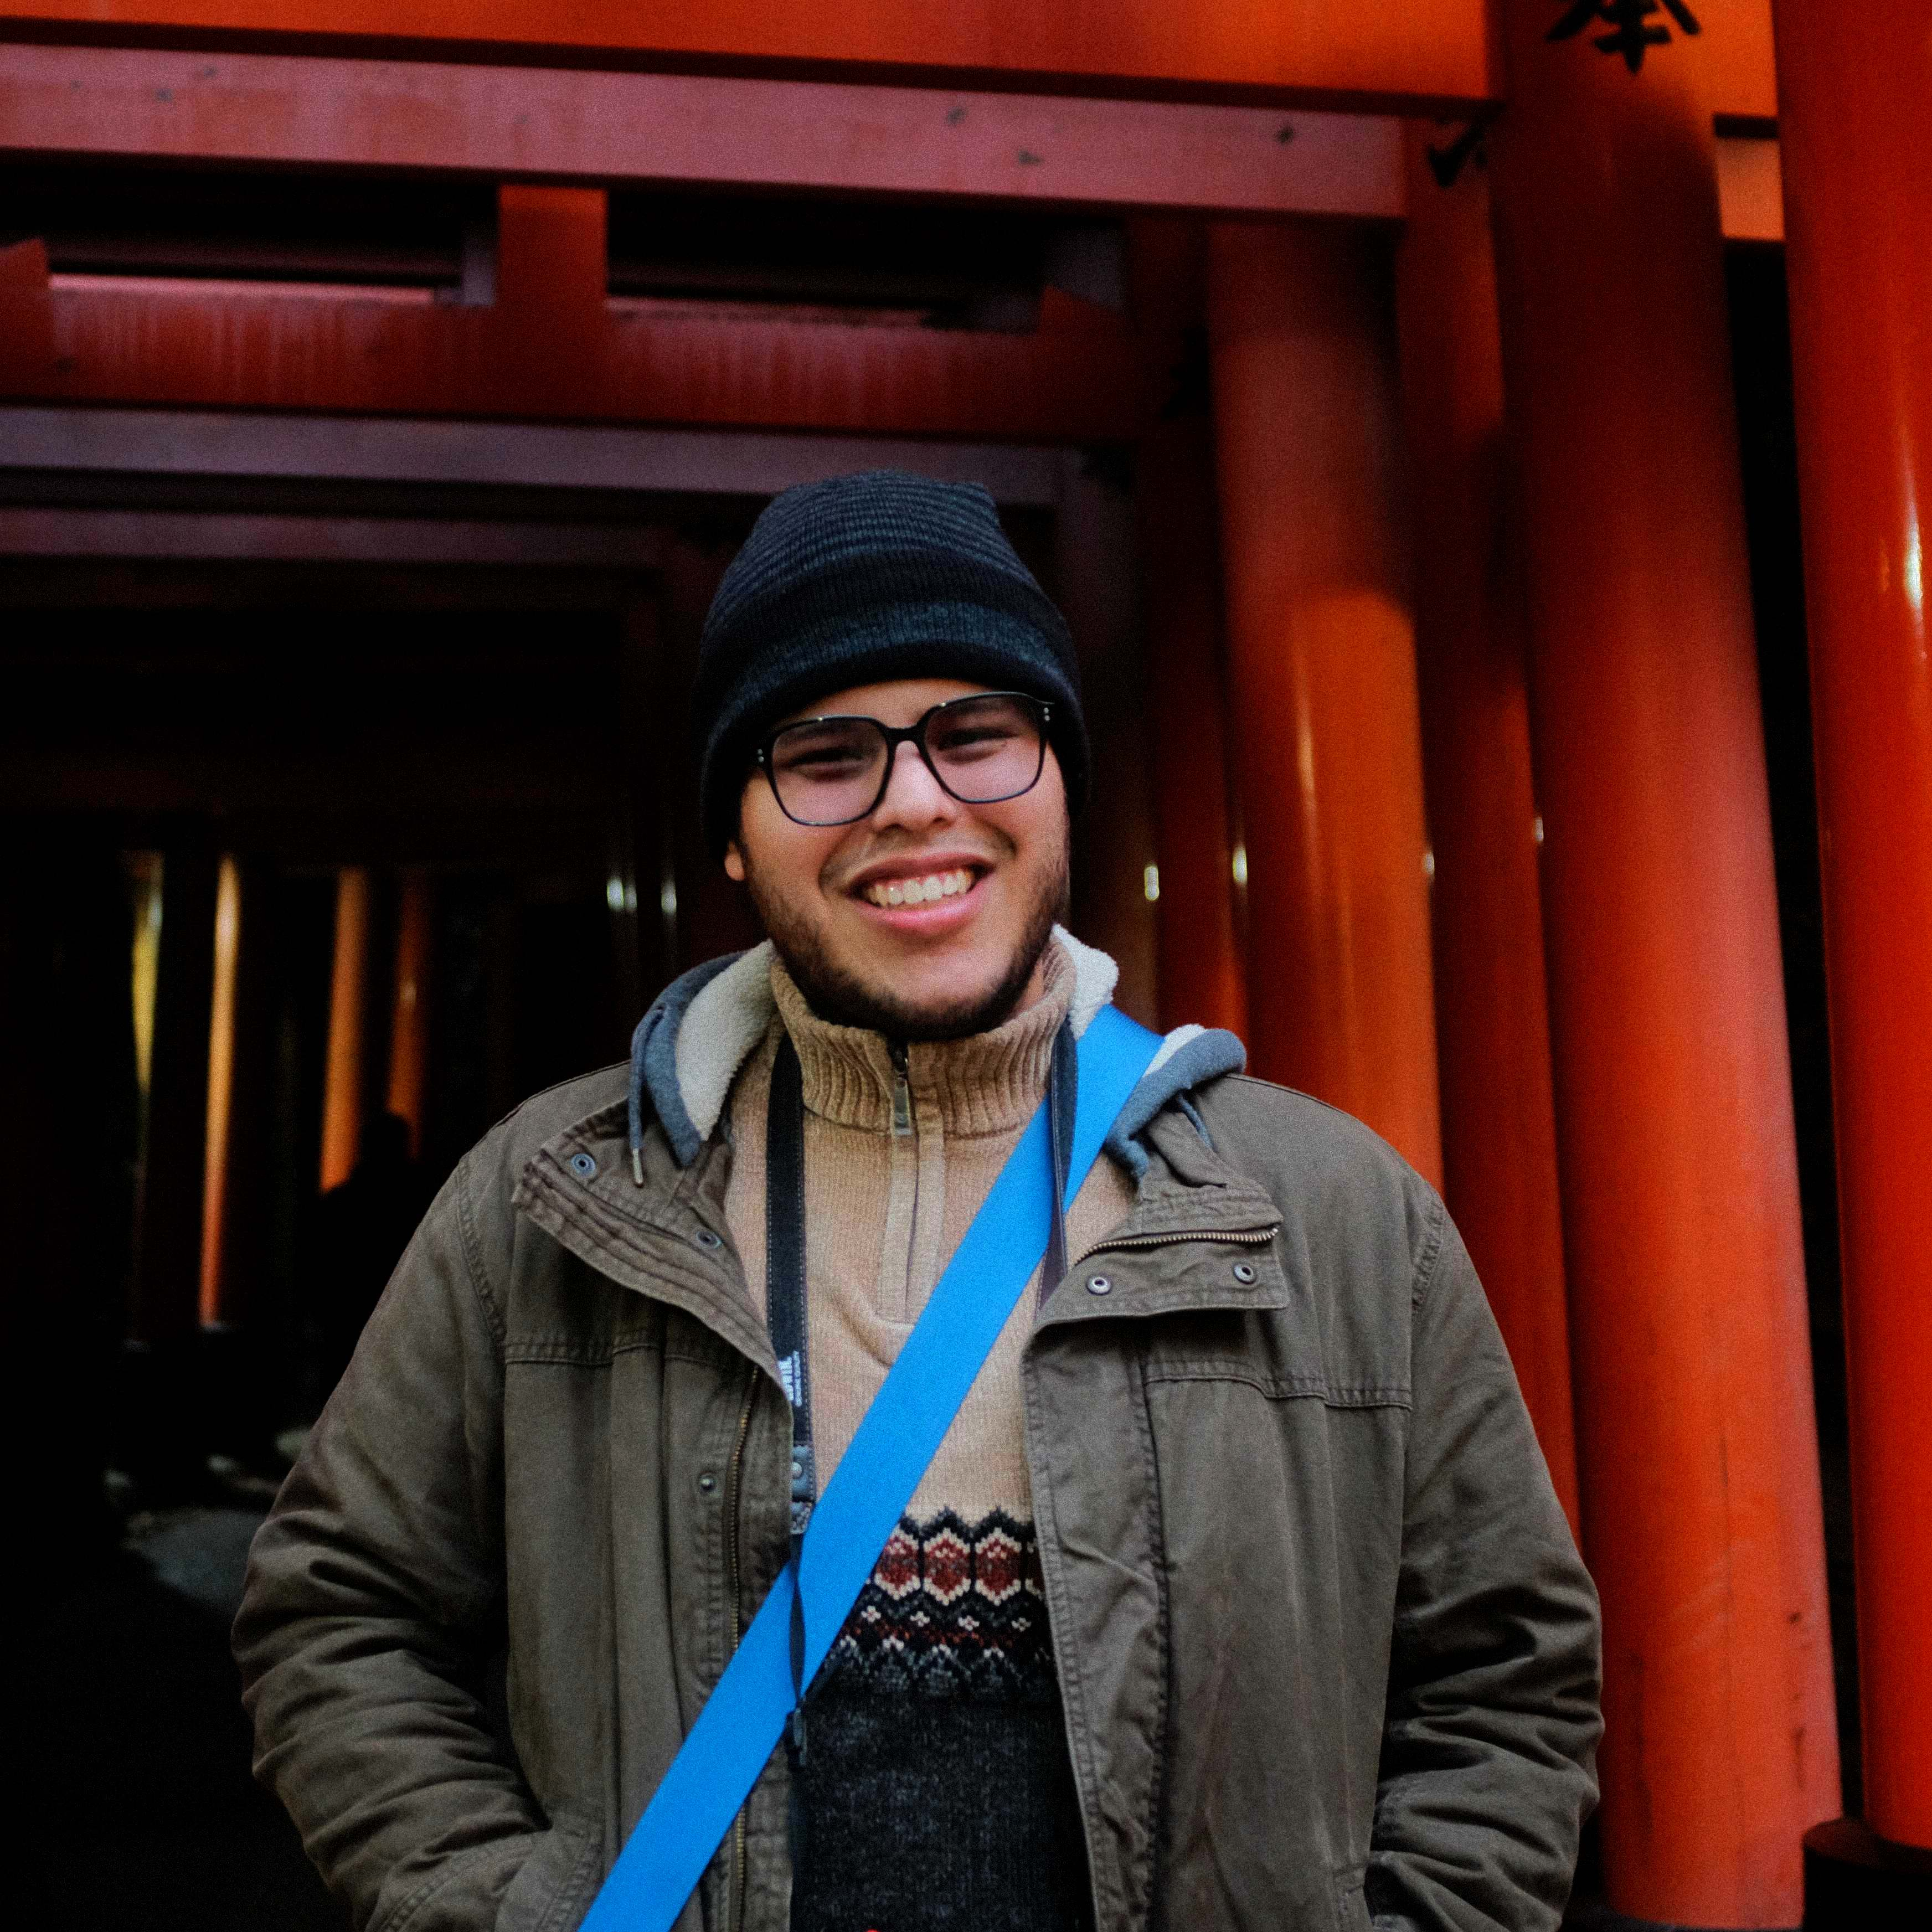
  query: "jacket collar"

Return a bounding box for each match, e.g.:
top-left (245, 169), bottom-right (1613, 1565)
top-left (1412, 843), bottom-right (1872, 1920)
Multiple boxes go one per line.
top-left (624, 928), bottom-right (1246, 1179)
top-left (516, 1032), bottom-right (1278, 1377)
top-left (518, 930), bottom-right (1254, 1368)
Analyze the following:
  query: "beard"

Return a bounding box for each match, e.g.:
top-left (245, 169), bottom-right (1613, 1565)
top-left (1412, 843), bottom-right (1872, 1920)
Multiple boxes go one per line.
top-left (743, 839), bottom-right (1069, 1042)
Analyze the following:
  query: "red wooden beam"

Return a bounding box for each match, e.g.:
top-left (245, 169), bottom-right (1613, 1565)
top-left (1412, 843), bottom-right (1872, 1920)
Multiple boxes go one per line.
top-left (0, 43), bottom-right (1404, 219)
top-left (0, 1), bottom-right (1498, 110)
top-left (1, 187), bottom-right (1148, 439)
top-left (0, 408), bottom-right (1066, 502)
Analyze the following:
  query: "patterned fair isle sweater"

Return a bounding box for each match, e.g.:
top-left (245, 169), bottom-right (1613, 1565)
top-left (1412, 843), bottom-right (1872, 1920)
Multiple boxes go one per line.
top-left (723, 942), bottom-right (1135, 1932)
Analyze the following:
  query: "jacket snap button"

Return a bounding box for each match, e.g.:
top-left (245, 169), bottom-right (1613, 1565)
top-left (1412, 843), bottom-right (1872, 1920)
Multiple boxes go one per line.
top-left (694, 1229), bottom-right (723, 1250)
top-left (569, 1152), bottom-right (597, 1179)
top-left (1233, 1262), bottom-right (1258, 1285)
top-left (697, 1472), bottom-right (717, 1493)
top-left (1086, 1274), bottom-right (1112, 1296)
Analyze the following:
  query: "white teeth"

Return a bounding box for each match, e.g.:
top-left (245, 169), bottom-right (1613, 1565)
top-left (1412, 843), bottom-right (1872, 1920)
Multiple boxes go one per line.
top-left (864, 868), bottom-right (974, 909)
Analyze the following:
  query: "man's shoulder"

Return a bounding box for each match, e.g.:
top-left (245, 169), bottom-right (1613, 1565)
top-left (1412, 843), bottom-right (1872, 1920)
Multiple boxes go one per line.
top-left (1183, 1070), bottom-right (1445, 1282)
top-left (468, 1061), bottom-right (632, 1189)
top-left (1188, 1068), bottom-right (1424, 1183)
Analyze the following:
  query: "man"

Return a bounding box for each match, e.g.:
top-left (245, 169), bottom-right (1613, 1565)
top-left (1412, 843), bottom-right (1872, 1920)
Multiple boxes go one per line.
top-left (236, 470), bottom-right (1601, 1932)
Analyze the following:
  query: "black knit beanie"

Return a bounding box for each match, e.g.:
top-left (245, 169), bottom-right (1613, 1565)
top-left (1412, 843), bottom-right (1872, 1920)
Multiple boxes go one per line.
top-left (692, 470), bottom-right (1088, 857)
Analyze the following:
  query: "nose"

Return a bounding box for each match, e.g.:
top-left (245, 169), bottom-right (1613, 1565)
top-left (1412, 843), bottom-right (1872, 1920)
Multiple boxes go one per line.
top-left (871, 738), bottom-right (957, 828)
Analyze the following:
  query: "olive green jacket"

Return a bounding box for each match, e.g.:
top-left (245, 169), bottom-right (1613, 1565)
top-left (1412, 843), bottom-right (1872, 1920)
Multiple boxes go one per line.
top-left (235, 1039), bottom-right (1600, 1932)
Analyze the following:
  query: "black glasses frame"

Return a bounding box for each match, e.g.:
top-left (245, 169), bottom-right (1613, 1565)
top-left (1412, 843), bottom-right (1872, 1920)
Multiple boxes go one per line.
top-left (754, 689), bottom-right (1053, 828)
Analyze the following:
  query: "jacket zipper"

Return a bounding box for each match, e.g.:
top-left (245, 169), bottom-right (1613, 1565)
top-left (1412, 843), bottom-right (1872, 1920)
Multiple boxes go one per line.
top-left (722, 1366), bottom-right (757, 1932)
top-left (889, 1040), bottom-right (912, 1136)
top-left (1072, 1222), bottom-right (1280, 1266)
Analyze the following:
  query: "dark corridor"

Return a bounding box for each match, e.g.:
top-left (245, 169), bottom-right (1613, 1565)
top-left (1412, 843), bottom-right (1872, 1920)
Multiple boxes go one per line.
top-left (0, 480), bottom-right (1132, 1928)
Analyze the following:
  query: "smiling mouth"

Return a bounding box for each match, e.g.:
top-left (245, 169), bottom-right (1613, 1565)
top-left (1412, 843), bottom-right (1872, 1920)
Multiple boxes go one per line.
top-left (858, 866), bottom-right (978, 909)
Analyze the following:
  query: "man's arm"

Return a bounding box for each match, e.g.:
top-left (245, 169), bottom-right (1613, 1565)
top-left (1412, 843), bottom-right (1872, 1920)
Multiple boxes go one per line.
top-left (1367, 1208), bottom-right (1603, 1931)
top-left (234, 1150), bottom-right (545, 1931)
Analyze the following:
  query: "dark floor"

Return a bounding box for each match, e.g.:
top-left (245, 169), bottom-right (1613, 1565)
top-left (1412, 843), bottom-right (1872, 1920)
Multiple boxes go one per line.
top-left (23, 1491), bottom-right (347, 1930)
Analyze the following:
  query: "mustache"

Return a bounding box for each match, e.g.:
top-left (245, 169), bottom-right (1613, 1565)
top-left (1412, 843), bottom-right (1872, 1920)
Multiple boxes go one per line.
top-left (822, 836), bottom-right (1012, 892)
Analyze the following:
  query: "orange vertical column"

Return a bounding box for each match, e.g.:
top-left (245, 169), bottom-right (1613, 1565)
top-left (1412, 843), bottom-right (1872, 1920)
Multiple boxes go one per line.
top-left (1205, 219), bottom-right (1441, 1182)
top-left (1130, 217), bottom-right (1248, 1040)
top-left (1394, 128), bottom-right (1578, 1533)
top-left (128, 842), bottom-right (218, 1348)
top-left (198, 856), bottom-right (241, 1325)
top-left (1771, 0), bottom-right (1932, 1866)
top-left (385, 868), bottom-right (434, 1159)
top-left (1487, 8), bottom-right (1836, 1923)
top-left (319, 867), bottom-right (372, 1193)
top-left (198, 857), bottom-right (276, 1331)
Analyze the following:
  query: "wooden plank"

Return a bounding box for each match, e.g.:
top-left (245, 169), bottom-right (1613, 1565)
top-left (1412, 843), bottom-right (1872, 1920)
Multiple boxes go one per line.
top-left (0, 1), bottom-right (1496, 109)
top-left (0, 42), bottom-right (1404, 218)
top-left (7, 284), bottom-right (1146, 437)
top-left (0, 507), bottom-right (666, 562)
top-left (0, 405), bottom-right (1069, 501)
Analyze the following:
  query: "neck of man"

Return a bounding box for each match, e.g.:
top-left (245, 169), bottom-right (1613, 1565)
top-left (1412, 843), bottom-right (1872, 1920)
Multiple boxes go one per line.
top-left (766, 939), bottom-right (1072, 1138)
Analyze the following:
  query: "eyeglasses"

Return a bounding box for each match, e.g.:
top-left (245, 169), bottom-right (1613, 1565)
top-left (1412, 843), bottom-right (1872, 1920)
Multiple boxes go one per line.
top-left (754, 691), bottom-right (1052, 828)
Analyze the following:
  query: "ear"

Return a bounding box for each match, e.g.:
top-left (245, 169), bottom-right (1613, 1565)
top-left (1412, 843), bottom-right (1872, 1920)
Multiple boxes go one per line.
top-left (723, 841), bottom-right (747, 883)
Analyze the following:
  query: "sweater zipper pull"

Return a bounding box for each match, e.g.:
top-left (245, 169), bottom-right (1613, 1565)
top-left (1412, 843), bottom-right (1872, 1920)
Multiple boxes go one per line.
top-left (889, 1040), bottom-right (913, 1137)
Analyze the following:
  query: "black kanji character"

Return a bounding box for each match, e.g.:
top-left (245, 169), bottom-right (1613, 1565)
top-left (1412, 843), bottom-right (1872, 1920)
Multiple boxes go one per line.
top-left (1548, 0), bottom-right (1702, 75)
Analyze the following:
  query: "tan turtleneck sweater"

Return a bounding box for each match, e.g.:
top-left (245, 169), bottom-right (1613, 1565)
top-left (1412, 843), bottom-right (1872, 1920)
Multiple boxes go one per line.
top-left (722, 937), bottom-right (1136, 1528)
top-left (725, 940), bottom-right (1137, 1929)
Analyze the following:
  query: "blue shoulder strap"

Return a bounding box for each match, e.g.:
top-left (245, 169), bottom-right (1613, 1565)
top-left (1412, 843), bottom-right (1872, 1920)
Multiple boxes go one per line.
top-left (579, 1002), bottom-right (1163, 1932)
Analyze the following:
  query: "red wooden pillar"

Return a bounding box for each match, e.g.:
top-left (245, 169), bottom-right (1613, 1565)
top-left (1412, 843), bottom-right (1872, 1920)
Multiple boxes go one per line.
top-left (200, 855), bottom-right (276, 1332)
top-left (1771, 0), bottom-right (1932, 1860)
top-left (128, 842), bottom-right (218, 1347)
top-left (1394, 128), bottom-right (1578, 1534)
top-left (385, 868), bottom-right (434, 1158)
top-left (1130, 216), bottom-right (1248, 1040)
top-left (1205, 218), bottom-right (1442, 1184)
top-left (198, 856), bottom-right (241, 1325)
top-left (1058, 449), bottom-right (1160, 1027)
top-left (1488, 8), bottom-right (1837, 1921)
top-left (319, 867), bottom-right (372, 1193)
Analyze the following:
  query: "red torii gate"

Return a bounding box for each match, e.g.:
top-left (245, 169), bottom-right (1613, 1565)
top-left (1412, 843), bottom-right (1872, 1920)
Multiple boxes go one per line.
top-left (2, 2), bottom-right (1924, 1923)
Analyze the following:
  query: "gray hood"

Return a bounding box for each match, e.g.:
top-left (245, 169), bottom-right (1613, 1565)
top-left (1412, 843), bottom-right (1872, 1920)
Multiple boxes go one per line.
top-left (626, 927), bottom-right (1245, 1181)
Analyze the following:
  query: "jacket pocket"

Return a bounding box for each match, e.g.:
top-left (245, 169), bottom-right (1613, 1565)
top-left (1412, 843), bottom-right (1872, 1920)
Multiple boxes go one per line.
top-left (497, 1821), bottom-right (602, 1932)
top-left (1331, 1864), bottom-right (1373, 1932)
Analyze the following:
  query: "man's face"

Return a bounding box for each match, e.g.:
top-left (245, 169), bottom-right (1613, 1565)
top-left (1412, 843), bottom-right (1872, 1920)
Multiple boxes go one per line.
top-left (724, 677), bottom-right (1069, 1039)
